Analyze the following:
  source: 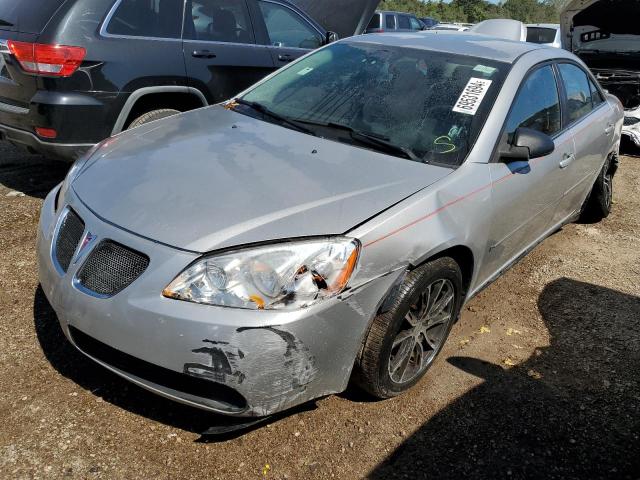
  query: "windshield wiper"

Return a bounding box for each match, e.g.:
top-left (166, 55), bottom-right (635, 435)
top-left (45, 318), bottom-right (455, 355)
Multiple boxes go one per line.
top-left (0, 19), bottom-right (13, 27)
top-left (296, 119), bottom-right (421, 161)
top-left (234, 99), bottom-right (315, 136)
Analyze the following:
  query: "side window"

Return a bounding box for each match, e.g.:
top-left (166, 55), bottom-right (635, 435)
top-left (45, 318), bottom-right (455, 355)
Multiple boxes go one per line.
top-left (184, 0), bottom-right (253, 43)
top-left (385, 14), bottom-right (396, 30)
top-left (258, 1), bottom-right (322, 49)
top-left (409, 17), bottom-right (422, 31)
top-left (397, 15), bottom-right (410, 29)
top-left (558, 63), bottom-right (593, 123)
top-left (589, 78), bottom-right (605, 106)
top-left (366, 14), bottom-right (381, 30)
top-left (506, 65), bottom-right (561, 138)
top-left (106, 0), bottom-right (183, 39)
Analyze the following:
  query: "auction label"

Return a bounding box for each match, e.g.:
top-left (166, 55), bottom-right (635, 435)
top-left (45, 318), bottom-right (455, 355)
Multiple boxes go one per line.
top-left (453, 78), bottom-right (493, 115)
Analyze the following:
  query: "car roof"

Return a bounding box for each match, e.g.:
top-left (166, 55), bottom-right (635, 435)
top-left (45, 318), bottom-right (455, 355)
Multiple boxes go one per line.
top-left (375, 10), bottom-right (418, 16)
top-left (352, 31), bottom-right (553, 63)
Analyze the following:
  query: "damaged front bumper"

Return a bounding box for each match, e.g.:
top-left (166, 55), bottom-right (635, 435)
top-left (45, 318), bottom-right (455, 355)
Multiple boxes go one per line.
top-left (37, 186), bottom-right (401, 417)
top-left (622, 106), bottom-right (640, 146)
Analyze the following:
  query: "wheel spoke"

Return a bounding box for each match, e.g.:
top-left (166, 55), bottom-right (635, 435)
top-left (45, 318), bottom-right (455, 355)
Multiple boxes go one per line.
top-left (390, 337), bottom-right (415, 377)
top-left (406, 309), bottom-right (419, 327)
top-left (414, 338), bottom-right (425, 370)
top-left (425, 310), bottom-right (451, 329)
top-left (427, 280), bottom-right (444, 313)
top-left (392, 329), bottom-right (414, 349)
top-left (429, 289), bottom-right (454, 316)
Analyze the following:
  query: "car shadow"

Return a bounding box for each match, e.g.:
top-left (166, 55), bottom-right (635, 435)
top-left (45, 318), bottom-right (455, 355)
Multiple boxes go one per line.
top-left (0, 142), bottom-right (69, 199)
top-left (33, 286), bottom-right (315, 441)
top-left (369, 278), bottom-right (640, 479)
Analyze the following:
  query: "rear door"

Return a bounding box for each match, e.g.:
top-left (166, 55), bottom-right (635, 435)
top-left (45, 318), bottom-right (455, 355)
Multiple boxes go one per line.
top-left (252, 0), bottom-right (323, 68)
top-left (484, 64), bottom-right (574, 277)
top-left (183, 0), bottom-right (274, 104)
top-left (396, 14), bottom-right (412, 32)
top-left (552, 62), bottom-right (613, 222)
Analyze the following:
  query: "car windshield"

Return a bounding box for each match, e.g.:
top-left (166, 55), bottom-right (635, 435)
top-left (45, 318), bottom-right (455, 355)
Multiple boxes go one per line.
top-left (526, 27), bottom-right (557, 44)
top-left (239, 41), bottom-right (508, 166)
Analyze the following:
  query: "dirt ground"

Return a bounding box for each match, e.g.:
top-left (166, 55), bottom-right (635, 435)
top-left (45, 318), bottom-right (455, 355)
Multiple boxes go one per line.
top-left (0, 141), bottom-right (638, 480)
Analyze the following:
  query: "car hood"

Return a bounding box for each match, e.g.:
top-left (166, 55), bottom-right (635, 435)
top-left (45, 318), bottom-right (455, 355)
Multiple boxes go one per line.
top-left (73, 107), bottom-right (451, 253)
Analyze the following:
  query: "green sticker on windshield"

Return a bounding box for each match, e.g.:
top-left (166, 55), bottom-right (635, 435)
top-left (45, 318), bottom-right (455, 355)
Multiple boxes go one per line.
top-left (297, 67), bottom-right (314, 76)
top-left (473, 64), bottom-right (497, 75)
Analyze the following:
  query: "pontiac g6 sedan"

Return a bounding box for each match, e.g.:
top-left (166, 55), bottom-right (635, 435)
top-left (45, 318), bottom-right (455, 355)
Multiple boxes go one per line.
top-left (38, 32), bottom-right (622, 418)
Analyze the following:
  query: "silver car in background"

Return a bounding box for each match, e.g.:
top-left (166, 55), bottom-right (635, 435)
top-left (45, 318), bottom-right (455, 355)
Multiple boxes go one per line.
top-left (38, 33), bottom-right (622, 419)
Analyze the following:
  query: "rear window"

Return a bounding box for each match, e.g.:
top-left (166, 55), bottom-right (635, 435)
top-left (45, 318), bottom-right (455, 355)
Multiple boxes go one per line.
top-left (526, 27), bottom-right (557, 44)
top-left (0, 0), bottom-right (66, 33)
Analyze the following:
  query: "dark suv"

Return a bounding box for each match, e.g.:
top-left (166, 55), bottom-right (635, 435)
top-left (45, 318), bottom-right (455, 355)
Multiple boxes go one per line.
top-left (0, 0), bottom-right (338, 161)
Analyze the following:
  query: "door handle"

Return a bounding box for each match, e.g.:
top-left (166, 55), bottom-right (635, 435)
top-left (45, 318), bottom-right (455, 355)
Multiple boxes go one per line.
top-left (559, 153), bottom-right (575, 169)
top-left (192, 50), bottom-right (216, 59)
top-left (604, 124), bottom-right (614, 135)
top-left (278, 54), bottom-right (294, 62)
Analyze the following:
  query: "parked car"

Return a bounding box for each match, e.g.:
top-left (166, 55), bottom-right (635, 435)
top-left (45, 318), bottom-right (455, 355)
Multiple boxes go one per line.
top-left (420, 17), bottom-right (439, 29)
top-left (366, 10), bottom-right (424, 34)
top-left (527, 23), bottom-right (562, 48)
top-left (470, 19), bottom-right (527, 42)
top-left (561, 0), bottom-right (640, 147)
top-left (38, 32), bottom-right (622, 420)
top-left (431, 23), bottom-right (469, 32)
top-left (0, 0), bottom-right (378, 162)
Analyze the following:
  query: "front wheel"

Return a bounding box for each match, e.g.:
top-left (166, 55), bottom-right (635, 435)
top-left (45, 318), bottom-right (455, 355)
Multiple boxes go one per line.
top-left (354, 257), bottom-right (463, 399)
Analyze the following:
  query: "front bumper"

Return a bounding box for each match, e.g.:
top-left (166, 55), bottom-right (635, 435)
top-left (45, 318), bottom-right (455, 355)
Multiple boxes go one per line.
top-left (37, 186), bottom-right (400, 417)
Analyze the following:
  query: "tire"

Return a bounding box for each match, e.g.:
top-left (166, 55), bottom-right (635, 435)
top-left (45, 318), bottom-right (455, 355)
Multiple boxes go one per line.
top-left (127, 109), bottom-right (180, 129)
top-left (354, 257), bottom-right (463, 399)
top-left (581, 156), bottom-right (614, 222)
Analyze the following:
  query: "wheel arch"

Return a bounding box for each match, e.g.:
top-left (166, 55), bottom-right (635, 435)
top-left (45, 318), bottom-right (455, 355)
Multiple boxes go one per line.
top-left (112, 86), bottom-right (208, 135)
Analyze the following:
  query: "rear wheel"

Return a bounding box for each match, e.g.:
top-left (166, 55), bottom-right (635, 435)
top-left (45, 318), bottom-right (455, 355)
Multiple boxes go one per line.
top-left (127, 109), bottom-right (180, 129)
top-left (581, 156), bottom-right (614, 221)
top-left (355, 257), bottom-right (463, 399)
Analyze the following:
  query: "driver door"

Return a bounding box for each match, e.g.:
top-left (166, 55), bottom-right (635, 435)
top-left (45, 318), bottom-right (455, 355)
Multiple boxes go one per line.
top-left (183, 0), bottom-right (275, 104)
top-left (482, 64), bottom-right (575, 278)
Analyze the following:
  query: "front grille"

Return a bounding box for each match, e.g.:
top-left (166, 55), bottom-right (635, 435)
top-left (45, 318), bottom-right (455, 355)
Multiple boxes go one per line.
top-left (77, 241), bottom-right (149, 297)
top-left (54, 210), bottom-right (85, 273)
top-left (68, 326), bottom-right (247, 411)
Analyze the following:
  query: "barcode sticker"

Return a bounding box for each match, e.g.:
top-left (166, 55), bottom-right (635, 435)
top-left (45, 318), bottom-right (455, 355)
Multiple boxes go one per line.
top-left (452, 78), bottom-right (493, 115)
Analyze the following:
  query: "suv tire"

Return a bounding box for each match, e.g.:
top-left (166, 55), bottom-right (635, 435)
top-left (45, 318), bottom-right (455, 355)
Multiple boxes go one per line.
top-left (128, 109), bottom-right (181, 129)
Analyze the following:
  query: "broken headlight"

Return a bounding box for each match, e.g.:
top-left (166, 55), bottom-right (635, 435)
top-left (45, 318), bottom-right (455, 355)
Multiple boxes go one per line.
top-left (163, 237), bottom-right (360, 310)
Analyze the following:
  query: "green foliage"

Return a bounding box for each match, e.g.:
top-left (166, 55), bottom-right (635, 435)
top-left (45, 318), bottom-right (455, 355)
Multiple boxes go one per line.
top-left (379, 0), bottom-right (560, 24)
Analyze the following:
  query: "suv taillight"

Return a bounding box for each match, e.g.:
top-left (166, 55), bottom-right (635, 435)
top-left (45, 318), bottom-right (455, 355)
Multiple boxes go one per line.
top-left (7, 41), bottom-right (86, 77)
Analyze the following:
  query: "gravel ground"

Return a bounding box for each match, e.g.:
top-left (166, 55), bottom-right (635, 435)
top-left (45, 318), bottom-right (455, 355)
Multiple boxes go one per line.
top-left (0, 141), bottom-right (638, 480)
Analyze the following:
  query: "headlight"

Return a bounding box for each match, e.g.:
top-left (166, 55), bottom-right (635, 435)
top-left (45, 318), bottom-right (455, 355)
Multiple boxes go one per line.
top-left (163, 237), bottom-right (361, 310)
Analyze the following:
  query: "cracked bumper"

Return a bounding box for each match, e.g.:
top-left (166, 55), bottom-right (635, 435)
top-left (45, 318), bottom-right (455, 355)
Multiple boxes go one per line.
top-left (37, 186), bottom-right (400, 417)
top-left (623, 106), bottom-right (640, 147)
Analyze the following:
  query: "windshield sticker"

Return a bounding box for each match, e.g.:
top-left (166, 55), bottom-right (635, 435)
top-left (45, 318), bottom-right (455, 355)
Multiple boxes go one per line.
top-left (453, 78), bottom-right (493, 115)
top-left (297, 67), bottom-right (314, 76)
top-left (473, 64), bottom-right (497, 75)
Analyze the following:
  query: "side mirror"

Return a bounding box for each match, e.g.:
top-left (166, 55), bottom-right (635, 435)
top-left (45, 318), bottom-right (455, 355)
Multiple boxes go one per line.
top-left (500, 127), bottom-right (555, 162)
top-left (325, 31), bottom-right (339, 44)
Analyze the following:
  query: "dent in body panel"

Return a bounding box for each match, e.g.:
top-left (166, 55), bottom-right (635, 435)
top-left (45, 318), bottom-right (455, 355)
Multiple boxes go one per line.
top-left (184, 326), bottom-right (318, 416)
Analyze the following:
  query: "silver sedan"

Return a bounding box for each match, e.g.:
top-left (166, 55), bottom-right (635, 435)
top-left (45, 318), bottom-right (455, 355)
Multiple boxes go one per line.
top-left (37, 32), bottom-right (623, 418)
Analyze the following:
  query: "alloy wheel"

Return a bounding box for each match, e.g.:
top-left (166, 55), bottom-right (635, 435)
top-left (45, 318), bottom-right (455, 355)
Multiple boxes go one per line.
top-left (388, 278), bottom-right (456, 384)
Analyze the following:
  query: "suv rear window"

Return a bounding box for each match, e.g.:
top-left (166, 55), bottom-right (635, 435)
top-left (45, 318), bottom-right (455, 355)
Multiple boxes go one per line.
top-left (0, 0), bottom-right (66, 33)
top-left (526, 27), bottom-right (557, 44)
